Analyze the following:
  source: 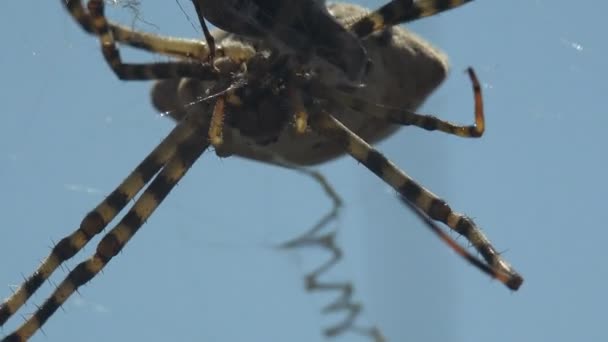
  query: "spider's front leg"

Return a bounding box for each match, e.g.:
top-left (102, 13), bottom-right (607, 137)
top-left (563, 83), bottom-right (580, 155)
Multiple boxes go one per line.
top-left (1, 120), bottom-right (211, 342)
top-left (0, 113), bottom-right (204, 332)
top-left (62, 0), bottom-right (212, 60)
top-left (64, 0), bottom-right (219, 81)
top-left (381, 67), bottom-right (484, 138)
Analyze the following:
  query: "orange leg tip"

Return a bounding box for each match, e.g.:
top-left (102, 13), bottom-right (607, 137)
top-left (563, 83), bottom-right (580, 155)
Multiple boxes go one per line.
top-left (466, 67), bottom-right (479, 84)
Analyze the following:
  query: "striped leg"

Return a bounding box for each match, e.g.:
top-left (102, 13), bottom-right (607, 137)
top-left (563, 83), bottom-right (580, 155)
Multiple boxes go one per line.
top-left (2, 129), bottom-right (210, 342)
top-left (309, 111), bottom-right (523, 290)
top-left (107, 23), bottom-right (252, 66)
top-left (350, 0), bottom-right (474, 38)
top-left (63, 0), bottom-right (94, 33)
top-left (110, 25), bottom-right (210, 60)
top-left (66, 0), bottom-right (218, 81)
top-left (311, 67), bottom-right (484, 138)
top-left (65, 1), bottom-right (255, 68)
top-left (77, 11), bottom-right (254, 64)
top-left (63, 0), bottom-right (211, 60)
top-left (0, 117), bottom-right (200, 328)
top-left (399, 195), bottom-right (513, 284)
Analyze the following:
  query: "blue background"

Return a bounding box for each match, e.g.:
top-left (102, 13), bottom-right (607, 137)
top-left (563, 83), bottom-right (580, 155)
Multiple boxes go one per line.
top-left (1, 1), bottom-right (606, 341)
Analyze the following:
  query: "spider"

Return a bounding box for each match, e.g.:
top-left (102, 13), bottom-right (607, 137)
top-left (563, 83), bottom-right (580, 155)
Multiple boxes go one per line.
top-left (0, 0), bottom-right (523, 341)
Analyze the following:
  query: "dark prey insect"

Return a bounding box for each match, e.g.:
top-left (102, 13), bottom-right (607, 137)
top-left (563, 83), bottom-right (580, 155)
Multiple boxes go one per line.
top-left (0, 1), bottom-right (522, 341)
top-left (191, 0), bottom-right (369, 84)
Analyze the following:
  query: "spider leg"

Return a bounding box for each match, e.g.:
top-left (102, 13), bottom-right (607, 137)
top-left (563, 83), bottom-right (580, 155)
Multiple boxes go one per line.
top-left (111, 25), bottom-right (210, 60)
top-left (63, 0), bottom-right (212, 60)
top-left (208, 95), bottom-right (226, 147)
top-left (0, 116), bottom-right (201, 329)
top-left (309, 111), bottom-right (523, 290)
top-left (398, 194), bottom-right (508, 282)
top-left (314, 67), bottom-right (484, 138)
top-left (2, 127), bottom-right (210, 342)
top-left (64, 0), bottom-right (218, 81)
top-left (350, 0), bottom-right (474, 38)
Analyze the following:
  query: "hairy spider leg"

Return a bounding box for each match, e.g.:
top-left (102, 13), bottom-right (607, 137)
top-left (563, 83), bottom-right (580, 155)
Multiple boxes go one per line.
top-left (0, 116), bottom-right (202, 328)
top-left (64, 1), bottom-right (258, 71)
top-left (308, 110), bottom-right (523, 290)
top-left (66, 0), bottom-right (219, 81)
top-left (0, 0), bottom-right (216, 332)
top-left (398, 194), bottom-right (507, 282)
top-left (313, 67), bottom-right (485, 138)
top-left (350, 0), bottom-right (474, 38)
top-left (2, 125), bottom-right (210, 342)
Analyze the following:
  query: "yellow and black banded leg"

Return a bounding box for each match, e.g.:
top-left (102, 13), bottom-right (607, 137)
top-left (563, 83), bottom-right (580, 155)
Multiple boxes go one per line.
top-left (371, 67), bottom-right (482, 137)
top-left (350, 0), bottom-right (474, 38)
top-left (2, 130), bottom-right (210, 342)
top-left (64, 0), bottom-right (212, 61)
top-left (63, 0), bottom-right (94, 33)
top-left (398, 194), bottom-right (513, 283)
top-left (309, 111), bottom-right (523, 290)
top-left (0, 118), bottom-right (200, 329)
top-left (110, 26), bottom-right (211, 60)
top-left (83, 0), bottom-right (218, 81)
top-left (312, 67), bottom-right (484, 138)
top-left (381, 67), bottom-right (484, 138)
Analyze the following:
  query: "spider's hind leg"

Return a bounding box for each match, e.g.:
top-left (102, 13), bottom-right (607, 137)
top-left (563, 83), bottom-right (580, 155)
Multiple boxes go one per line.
top-left (309, 111), bottom-right (523, 290)
top-left (3, 124), bottom-right (210, 342)
top-left (0, 117), bottom-right (201, 329)
top-left (63, 1), bottom-right (212, 61)
top-left (63, 0), bottom-right (94, 33)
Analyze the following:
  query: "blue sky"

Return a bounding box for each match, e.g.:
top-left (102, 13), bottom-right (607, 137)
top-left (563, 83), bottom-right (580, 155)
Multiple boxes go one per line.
top-left (1, 1), bottom-right (606, 341)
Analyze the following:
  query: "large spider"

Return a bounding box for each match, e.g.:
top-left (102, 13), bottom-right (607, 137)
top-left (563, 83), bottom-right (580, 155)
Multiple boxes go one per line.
top-left (0, 0), bottom-right (523, 341)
